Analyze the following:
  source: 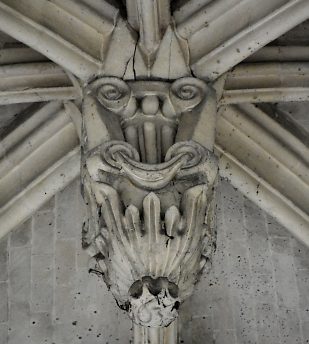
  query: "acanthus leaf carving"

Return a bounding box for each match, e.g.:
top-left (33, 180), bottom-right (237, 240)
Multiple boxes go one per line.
top-left (81, 75), bottom-right (218, 329)
top-left (83, 180), bottom-right (216, 327)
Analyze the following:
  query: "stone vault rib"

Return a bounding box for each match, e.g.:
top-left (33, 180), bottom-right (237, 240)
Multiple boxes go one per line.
top-left (0, 0), bottom-right (308, 342)
top-left (2, 101), bottom-right (308, 244)
top-left (216, 103), bottom-right (309, 246)
top-left (0, 62), bottom-right (82, 105)
top-left (0, 0), bottom-right (118, 80)
top-left (175, 0), bottom-right (309, 80)
top-left (218, 148), bottom-right (309, 248)
top-left (245, 46), bottom-right (309, 63)
top-left (219, 62), bottom-right (309, 104)
top-left (0, 101), bottom-right (80, 238)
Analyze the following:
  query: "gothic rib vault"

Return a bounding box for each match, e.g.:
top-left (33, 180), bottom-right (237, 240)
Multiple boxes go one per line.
top-left (0, 0), bottom-right (308, 343)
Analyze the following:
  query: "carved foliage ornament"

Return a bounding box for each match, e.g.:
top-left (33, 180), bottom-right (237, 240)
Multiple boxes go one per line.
top-left (81, 75), bottom-right (218, 328)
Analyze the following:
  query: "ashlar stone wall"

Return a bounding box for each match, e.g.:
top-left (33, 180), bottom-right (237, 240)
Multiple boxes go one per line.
top-left (0, 178), bottom-right (308, 344)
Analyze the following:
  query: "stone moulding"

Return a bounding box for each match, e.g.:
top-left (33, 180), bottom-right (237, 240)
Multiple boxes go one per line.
top-left (81, 75), bottom-right (218, 329)
top-left (0, 0), bottom-right (308, 342)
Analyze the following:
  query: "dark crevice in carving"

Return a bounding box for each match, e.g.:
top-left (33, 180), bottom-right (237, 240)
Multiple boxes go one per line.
top-left (88, 268), bottom-right (104, 277)
top-left (132, 37), bottom-right (139, 80)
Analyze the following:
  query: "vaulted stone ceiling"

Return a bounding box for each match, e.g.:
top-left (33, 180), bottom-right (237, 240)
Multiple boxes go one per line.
top-left (0, 0), bottom-right (308, 310)
top-left (0, 0), bottom-right (308, 244)
top-left (0, 0), bottom-right (308, 342)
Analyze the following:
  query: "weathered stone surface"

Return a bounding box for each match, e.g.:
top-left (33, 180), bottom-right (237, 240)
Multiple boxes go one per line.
top-left (0, 179), bottom-right (308, 343)
top-left (0, 324), bottom-right (8, 344)
top-left (31, 254), bottom-right (53, 313)
top-left (8, 301), bottom-right (31, 344)
top-left (292, 239), bottom-right (309, 270)
top-left (0, 1), bottom-right (308, 343)
top-left (38, 197), bottom-right (55, 212)
top-left (270, 236), bottom-right (300, 310)
top-left (179, 180), bottom-right (308, 343)
top-left (10, 219), bottom-right (32, 248)
top-left (0, 236), bottom-right (8, 265)
top-left (0, 236), bottom-right (8, 282)
top-left (55, 239), bottom-right (76, 287)
top-left (0, 282), bottom-right (8, 323)
top-left (56, 179), bottom-right (83, 239)
top-left (256, 302), bottom-right (281, 344)
top-left (9, 247), bottom-right (31, 303)
top-left (191, 316), bottom-right (213, 344)
top-left (32, 212), bottom-right (54, 255)
top-left (82, 74), bottom-right (218, 329)
top-left (30, 312), bottom-right (53, 344)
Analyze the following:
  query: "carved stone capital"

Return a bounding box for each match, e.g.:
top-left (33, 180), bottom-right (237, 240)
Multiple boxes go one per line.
top-left (81, 76), bottom-right (218, 328)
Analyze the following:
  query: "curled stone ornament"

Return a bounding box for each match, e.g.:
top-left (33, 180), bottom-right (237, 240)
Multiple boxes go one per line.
top-left (129, 277), bottom-right (180, 327)
top-left (81, 74), bottom-right (218, 330)
top-left (86, 140), bottom-right (211, 190)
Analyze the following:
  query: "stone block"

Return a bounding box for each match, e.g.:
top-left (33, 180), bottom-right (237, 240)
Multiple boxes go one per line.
top-left (191, 316), bottom-right (213, 344)
top-left (211, 217), bottom-right (230, 277)
top-left (31, 254), bottom-right (53, 312)
top-left (31, 254), bottom-right (53, 284)
top-left (292, 238), bottom-right (309, 270)
top-left (31, 284), bottom-right (54, 315)
top-left (9, 247), bottom-right (31, 303)
top-left (277, 306), bottom-right (302, 344)
top-left (8, 302), bottom-right (31, 344)
top-left (55, 239), bottom-right (76, 286)
top-left (247, 230), bottom-right (273, 275)
top-left (0, 264), bottom-right (7, 283)
top-left (56, 180), bottom-right (84, 239)
top-left (0, 237), bottom-right (8, 265)
top-left (53, 268), bottom-right (131, 343)
top-left (211, 284), bottom-right (235, 330)
top-left (38, 197), bottom-right (55, 212)
top-left (0, 237), bottom-right (8, 282)
top-left (228, 271), bottom-right (258, 344)
top-left (97, 311), bottom-right (132, 344)
top-left (78, 273), bottom-right (131, 343)
top-left (243, 199), bottom-right (266, 233)
top-left (10, 219), bottom-right (32, 248)
top-left (302, 320), bottom-right (309, 344)
top-left (179, 301), bottom-right (193, 344)
top-left (188, 283), bottom-right (213, 319)
top-left (244, 202), bottom-right (273, 276)
top-left (0, 282), bottom-right (8, 323)
top-left (30, 312), bottom-right (53, 344)
top-left (251, 273), bottom-right (276, 303)
top-left (233, 295), bottom-right (258, 344)
top-left (54, 286), bottom-right (76, 322)
top-left (219, 180), bottom-right (246, 242)
top-left (213, 329), bottom-right (237, 344)
top-left (266, 214), bottom-right (289, 237)
top-left (52, 323), bottom-right (77, 344)
top-left (32, 212), bottom-right (54, 255)
top-left (270, 237), bottom-right (300, 309)
top-left (295, 269), bottom-right (309, 312)
top-left (0, 324), bottom-right (8, 344)
top-left (72, 268), bottom-right (99, 315)
top-left (76, 246), bottom-right (89, 269)
top-left (255, 302), bottom-right (281, 344)
top-left (228, 240), bottom-right (252, 293)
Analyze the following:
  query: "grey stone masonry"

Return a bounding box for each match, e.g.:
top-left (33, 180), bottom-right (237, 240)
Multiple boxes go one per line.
top-left (0, 179), bottom-right (132, 344)
top-left (0, 178), bottom-right (308, 343)
top-left (179, 179), bottom-right (309, 344)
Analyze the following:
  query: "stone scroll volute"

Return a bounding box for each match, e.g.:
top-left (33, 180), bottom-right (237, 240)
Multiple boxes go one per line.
top-left (77, 1), bottom-right (219, 334)
top-left (81, 73), bottom-right (218, 328)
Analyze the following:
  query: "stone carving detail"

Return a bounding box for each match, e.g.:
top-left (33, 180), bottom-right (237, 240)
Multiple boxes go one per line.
top-left (81, 76), bottom-right (218, 328)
